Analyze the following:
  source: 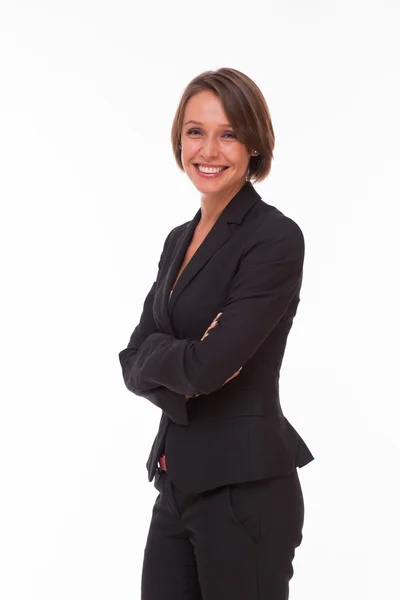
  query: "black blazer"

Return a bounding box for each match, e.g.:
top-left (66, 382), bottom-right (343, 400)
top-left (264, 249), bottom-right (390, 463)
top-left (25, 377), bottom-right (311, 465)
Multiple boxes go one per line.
top-left (119, 181), bottom-right (314, 493)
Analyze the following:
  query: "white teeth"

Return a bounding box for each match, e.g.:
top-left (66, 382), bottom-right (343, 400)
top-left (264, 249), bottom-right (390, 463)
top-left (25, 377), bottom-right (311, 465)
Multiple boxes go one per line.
top-left (197, 165), bottom-right (226, 174)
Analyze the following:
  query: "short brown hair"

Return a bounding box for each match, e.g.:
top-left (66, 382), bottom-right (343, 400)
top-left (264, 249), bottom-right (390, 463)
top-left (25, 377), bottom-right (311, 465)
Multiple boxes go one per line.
top-left (171, 67), bottom-right (275, 183)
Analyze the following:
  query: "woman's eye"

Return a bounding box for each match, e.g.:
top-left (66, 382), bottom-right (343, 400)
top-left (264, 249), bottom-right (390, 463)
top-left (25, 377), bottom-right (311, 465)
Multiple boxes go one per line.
top-left (185, 129), bottom-right (237, 141)
top-left (186, 129), bottom-right (236, 138)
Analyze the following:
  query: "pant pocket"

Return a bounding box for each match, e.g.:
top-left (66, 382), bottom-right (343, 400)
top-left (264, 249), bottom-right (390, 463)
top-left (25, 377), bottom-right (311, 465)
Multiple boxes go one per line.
top-left (226, 479), bottom-right (265, 546)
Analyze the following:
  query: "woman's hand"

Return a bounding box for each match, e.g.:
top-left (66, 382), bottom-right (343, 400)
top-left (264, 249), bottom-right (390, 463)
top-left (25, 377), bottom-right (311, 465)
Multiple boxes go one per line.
top-left (185, 312), bottom-right (242, 399)
top-left (200, 311), bottom-right (223, 341)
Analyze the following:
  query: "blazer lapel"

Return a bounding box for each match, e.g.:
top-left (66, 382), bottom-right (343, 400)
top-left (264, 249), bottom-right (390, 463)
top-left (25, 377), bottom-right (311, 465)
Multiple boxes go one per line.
top-left (154, 209), bottom-right (201, 336)
top-left (168, 216), bottom-right (231, 317)
top-left (158, 181), bottom-right (262, 334)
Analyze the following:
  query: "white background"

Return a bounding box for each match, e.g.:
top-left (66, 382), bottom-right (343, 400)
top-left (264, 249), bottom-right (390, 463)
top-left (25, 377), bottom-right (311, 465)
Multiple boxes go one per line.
top-left (1, 1), bottom-right (399, 598)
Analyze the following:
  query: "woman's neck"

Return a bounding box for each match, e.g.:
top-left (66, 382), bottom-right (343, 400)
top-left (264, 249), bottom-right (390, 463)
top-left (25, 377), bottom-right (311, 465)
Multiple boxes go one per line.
top-left (198, 179), bottom-right (247, 229)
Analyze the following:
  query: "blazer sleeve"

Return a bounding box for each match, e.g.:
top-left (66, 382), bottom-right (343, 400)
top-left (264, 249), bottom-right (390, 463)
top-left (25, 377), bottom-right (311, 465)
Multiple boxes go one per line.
top-left (118, 227), bottom-right (190, 426)
top-left (126, 216), bottom-right (305, 397)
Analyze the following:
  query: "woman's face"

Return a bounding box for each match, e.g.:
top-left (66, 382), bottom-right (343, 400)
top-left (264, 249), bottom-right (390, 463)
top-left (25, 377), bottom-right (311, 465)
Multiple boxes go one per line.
top-left (180, 90), bottom-right (252, 197)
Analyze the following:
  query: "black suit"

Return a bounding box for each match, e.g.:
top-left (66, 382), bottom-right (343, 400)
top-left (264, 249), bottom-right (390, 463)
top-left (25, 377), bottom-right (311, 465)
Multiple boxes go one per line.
top-left (119, 181), bottom-right (314, 492)
top-left (119, 181), bottom-right (314, 599)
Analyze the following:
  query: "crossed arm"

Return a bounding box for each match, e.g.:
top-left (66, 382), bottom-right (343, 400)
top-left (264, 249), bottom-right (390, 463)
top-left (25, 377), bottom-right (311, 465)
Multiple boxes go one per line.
top-left (184, 313), bottom-right (242, 399)
top-left (119, 216), bottom-right (304, 401)
top-left (118, 228), bottom-right (193, 425)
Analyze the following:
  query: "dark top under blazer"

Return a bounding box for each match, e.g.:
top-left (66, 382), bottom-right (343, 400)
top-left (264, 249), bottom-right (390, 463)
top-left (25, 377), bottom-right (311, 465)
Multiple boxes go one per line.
top-left (119, 181), bottom-right (314, 493)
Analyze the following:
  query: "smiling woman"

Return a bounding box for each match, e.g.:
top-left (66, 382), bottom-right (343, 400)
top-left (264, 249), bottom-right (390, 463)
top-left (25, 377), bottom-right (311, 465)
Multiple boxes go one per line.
top-left (179, 92), bottom-right (257, 192)
top-left (171, 67), bottom-right (274, 188)
top-left (119, 67), bottom-right (313, 600)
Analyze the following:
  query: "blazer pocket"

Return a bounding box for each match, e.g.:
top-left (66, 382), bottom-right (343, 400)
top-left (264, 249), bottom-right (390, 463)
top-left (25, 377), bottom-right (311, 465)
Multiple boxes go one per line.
top-left (188, 388), bottom-right (265, 421)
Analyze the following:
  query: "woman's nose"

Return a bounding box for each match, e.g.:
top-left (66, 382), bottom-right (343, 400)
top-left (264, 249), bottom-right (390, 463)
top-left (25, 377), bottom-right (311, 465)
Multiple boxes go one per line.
top-left (201, 136), bottom-right (220, 159)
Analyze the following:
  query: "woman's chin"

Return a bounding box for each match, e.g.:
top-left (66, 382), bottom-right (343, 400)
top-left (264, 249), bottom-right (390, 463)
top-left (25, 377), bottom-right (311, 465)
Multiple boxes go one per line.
top-left (187, 174), bottom-right (249, 198)
top-left (192, 180), bottom-right (227, 196)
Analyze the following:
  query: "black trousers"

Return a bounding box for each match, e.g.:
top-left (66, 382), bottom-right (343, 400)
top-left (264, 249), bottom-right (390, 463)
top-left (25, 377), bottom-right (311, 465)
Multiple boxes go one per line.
top-left (141, 467), bottom-right (305, 600)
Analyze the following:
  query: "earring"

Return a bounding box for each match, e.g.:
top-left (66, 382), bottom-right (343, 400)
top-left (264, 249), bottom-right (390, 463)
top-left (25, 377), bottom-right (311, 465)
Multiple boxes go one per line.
top-left (252, 150), bottom-right (259, 156)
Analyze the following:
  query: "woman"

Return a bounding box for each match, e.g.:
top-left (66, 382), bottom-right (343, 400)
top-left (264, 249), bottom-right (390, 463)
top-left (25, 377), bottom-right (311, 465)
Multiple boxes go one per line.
top-left (119, 67), bottom-right (314, 600)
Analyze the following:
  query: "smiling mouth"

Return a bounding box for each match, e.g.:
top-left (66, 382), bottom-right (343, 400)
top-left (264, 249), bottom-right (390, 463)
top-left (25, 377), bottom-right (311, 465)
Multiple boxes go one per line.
top-left (194, 164), bottom-right (229, 174)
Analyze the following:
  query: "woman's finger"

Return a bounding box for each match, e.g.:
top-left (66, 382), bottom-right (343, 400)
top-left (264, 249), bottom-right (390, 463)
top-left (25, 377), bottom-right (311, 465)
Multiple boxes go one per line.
top-left (223, 367), bottom-right (243, 385)
top-left (200, 312), bottom-right (223, 341)
top-left (201, 319), bottom-right (219, 340)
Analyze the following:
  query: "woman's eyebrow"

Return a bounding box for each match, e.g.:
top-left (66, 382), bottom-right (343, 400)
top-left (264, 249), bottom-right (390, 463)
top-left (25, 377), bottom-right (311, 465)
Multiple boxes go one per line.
top-left (184, 120), bottom-right (232, 128)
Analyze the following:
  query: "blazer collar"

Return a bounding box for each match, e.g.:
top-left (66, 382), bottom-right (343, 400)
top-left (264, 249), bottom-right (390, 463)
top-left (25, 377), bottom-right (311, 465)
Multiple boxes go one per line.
top-left (159, 181), bottom-right (261, 334)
